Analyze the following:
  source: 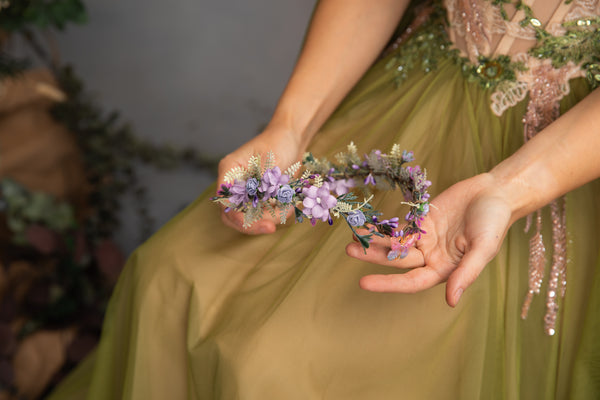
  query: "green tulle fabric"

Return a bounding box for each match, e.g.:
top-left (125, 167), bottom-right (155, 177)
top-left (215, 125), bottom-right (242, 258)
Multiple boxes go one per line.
top-left (48, 12), bottom-right (600, 400)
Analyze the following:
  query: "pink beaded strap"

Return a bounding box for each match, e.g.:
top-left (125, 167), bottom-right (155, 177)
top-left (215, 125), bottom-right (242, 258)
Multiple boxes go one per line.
top-left (519, 61), bottom-right (571, 336)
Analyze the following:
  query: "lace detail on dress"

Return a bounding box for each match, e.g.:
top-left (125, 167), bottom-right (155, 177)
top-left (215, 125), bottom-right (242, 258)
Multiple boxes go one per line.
top-left (490, 80), bottom-right (528, 115)
top-left (565, 0), bottom-right (600, 21)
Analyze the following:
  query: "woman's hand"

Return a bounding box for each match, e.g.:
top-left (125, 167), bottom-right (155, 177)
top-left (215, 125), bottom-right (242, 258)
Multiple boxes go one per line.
top-left (217, 127), bottom-right (305, 234)
top-left (346, 173), bottom-right (513, 306)
top-left (346, 89), bottom-right (600, 306)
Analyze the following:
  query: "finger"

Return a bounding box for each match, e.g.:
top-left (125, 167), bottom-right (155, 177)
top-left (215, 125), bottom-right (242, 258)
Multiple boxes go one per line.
top-left (352, 227), bottom-right (397, 247)
top-left (220, 210), bottom-right (241, 231)
top-left (445, 242), bottom-right (496, 307)
top-left (220, 209), bottom-right (277, 235)
top-left (345, 242), bottom-right (425, 269)
top-left (359, 266), bottom-right (444, 293)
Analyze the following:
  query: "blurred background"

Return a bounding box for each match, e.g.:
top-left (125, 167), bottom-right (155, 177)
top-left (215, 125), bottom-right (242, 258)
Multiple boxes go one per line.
top-left (54, 0), bottom-right (315, 253)
top-left (0, 1), bottom-right (314, 398)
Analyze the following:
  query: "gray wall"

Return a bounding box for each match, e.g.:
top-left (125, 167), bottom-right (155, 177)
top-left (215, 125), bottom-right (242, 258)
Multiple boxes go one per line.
top-left (55, 0), bottom-right (316, 252)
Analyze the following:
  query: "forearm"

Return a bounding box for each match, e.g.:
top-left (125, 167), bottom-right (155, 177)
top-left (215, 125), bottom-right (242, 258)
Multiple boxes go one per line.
top-left (490, 88), bottom-right (600, 223)
top-left (268, 0), bottom-right (410, 149)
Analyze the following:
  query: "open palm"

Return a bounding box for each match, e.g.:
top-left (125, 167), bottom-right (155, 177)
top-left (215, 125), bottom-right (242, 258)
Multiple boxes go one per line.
top-left (346, 173), bottom-right (514, 306)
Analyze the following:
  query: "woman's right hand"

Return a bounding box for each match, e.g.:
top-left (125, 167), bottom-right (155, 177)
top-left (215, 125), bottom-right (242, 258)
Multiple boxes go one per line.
top-left (216, 127), bottom-right (305, 234)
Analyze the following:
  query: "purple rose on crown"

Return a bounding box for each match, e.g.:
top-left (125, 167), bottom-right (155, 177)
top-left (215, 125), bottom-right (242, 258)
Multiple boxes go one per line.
top-left (246, 178), bottom-right (259, 196)
top-left (346, 210), bottom-right (366, 227)
top-left (277, 185), bottom-right (294, 203)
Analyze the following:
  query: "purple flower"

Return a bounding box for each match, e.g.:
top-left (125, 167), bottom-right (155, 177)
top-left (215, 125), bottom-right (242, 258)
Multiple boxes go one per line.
top-left (364, 174), bottom-right (376, 186)
top-left (277, 184), bottom-right (294, 203)
top-left (260, 167), bottom-right (289, 199)
top-left (330, 178), bottom-right (355, 196)
top-left (246, 178), bottom-right (259, 196)
top-left (417, 203), bottom-right (429, 216)
top-left (229, 180), bottom-right (249, 205)
top-left (302, 182), bottom-right (337, 222)
top-left (380, 217), bottom-right (400, 229)
top-left (347, 210), bottom-right (366, 227)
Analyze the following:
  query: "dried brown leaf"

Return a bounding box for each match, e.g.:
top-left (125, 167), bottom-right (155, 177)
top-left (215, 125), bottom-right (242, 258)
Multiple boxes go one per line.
top-left (13, 329), bottom-right (75, 399)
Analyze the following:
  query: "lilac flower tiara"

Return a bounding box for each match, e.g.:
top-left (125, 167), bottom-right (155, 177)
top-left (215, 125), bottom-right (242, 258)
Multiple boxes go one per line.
top-left (212, 142), bottom-right (432, 260)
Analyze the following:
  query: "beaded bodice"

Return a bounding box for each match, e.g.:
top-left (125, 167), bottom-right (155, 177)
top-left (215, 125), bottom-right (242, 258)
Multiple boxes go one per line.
top-left (446, 0), bottom-right (600, 61)
top-left (444, 0), bottom-right (600, 115)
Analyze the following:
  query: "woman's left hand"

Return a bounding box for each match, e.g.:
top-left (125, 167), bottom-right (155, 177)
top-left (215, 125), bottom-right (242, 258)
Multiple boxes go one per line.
top-left (345, 173), bottom-right (513, 306)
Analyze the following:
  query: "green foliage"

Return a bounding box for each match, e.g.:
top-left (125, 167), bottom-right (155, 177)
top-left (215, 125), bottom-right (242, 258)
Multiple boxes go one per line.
top-left (529, 18), bottom-right (600, 88)
top-left (0, 0), bottom-right (87, 31)
top-left (0, 179), bottom-right (76, 243)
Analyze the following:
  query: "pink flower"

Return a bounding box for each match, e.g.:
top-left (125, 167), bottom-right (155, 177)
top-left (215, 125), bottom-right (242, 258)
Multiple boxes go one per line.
top-left (302, 182), bottom-right (337, 222)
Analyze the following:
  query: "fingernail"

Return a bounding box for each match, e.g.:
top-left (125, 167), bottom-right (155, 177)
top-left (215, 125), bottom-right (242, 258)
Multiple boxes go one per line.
top-left (453, 288), bottom-right (464, 306)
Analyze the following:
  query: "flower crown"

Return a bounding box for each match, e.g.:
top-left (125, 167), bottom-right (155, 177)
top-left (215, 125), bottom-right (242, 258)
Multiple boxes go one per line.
top-left (212, 142), bottom-right (431, 260)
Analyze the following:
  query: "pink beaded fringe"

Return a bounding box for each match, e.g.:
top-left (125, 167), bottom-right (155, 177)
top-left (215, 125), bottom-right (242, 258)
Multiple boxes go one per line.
top-left (519, 64), bottom-right (569, 336)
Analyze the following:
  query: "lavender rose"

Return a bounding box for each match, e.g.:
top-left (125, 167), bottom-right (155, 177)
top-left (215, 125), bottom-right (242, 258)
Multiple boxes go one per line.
top-left (246, 178), bottom-right (259, 196)
top-left (346, 210), bottom-right (366, 227)
top-left (277, 185), bottom-right (294, 203)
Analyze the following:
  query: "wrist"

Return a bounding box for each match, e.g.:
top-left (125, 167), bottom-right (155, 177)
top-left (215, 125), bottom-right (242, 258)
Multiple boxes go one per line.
top-left (488, 158), bottom-right (553, 224)
top-left (267, 104), bottom-right (320, 151)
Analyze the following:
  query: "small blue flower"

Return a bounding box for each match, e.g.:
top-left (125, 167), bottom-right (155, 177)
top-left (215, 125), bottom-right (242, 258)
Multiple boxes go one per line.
top-left (401, 150), bottom-right (415, 162)
top-left (246, 178), bottom-right (259, 196)
top-left (277, 185), bottom-right (295, 203)
top-left (347, 210), bottom-right (366, 227)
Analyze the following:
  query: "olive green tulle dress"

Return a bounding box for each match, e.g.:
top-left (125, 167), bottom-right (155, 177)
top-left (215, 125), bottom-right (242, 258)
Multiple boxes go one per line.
top-left (49, 2), bottom-right (600, 399)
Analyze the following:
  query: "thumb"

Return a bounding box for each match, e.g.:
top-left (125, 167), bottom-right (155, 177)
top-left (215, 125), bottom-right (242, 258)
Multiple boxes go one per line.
top-left (217, 154), bottom-right (245, 188)
top-left (445, 240), bottom-right (497, 307)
